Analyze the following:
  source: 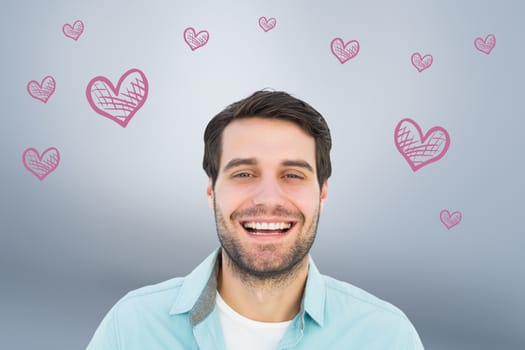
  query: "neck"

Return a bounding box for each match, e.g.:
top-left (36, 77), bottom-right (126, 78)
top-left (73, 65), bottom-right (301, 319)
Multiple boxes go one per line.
top-left (217, 250), bottom-right (309, 322)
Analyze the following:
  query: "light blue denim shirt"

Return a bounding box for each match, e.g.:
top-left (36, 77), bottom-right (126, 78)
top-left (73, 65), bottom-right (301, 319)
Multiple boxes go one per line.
top-left (87, 249), bottom-right (424, 349)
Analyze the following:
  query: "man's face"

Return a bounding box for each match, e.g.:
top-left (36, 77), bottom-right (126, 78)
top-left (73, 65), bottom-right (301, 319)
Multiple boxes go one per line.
top-left (207, 117), bottom-right (328, 279)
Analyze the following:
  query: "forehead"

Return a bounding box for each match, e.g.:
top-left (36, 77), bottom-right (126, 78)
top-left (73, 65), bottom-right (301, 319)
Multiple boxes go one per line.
top-left (220, 117), bottom-right (316, 168)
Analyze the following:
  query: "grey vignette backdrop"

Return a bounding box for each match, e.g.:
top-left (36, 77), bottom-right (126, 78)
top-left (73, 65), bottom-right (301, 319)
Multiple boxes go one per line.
top-left (1, 0), bottom-right (524, 349)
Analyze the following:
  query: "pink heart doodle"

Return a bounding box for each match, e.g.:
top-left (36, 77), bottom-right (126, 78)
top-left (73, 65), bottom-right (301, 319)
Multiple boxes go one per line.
top-left (330, 38), bottom-right (360, 64)
top-left (440, 210), bottom-right (462, 230)
top-left (62, 20), bottom-right (84, 41)
top-left (259, 16), bottom-right (276, 32)
top-left (411, 52), bottom-right (433, 72)
top-left (394, 118), bottom-right (450, 171)
top-left (22, 147), bottom-right (60, 180)
top-left (184, 27), bottom-right (209, 51)
top-left (86, 68), bottom-right (149, 128)
top-left (27, 76), bottom-right (56, 103)
top-left (474, 34), bottom-right (496, 55)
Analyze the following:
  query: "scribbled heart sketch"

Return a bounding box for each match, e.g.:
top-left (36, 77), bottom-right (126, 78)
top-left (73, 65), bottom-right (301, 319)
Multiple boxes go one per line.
top-left (62, 20), bottom-right (84, 41)
top-left (411, 52), bottom-right (433, 72)
top-left (394, 118), bottom-right (450, 171)
top-left (440, 210), bottom-right (462, 229)
top-left (27, 76), bottom-right (56, 103)
top-left (86, 68), bottom-right (149, 128)
top-left (259, 16), bottom-right (276, 32)
top-left (330, 38), bottom-right (360, 64)
top-left (474, 34), bottom-right (496, 54)
top-left (184, 27), bottom-right (209, 51)
top-left (22, 147), bottom-right (60, 180)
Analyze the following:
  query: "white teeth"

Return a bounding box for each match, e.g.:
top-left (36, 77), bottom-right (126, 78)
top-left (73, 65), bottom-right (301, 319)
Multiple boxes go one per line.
top-left (243, 222), bottom-right (292, 230)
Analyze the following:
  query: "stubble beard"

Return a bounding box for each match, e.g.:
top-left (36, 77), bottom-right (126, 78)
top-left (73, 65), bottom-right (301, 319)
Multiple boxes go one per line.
top-left (213, 196), bottom-right (320, 287)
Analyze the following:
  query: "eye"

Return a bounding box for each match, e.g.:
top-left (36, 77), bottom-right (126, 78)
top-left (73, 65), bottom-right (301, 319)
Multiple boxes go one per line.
top-left (232, 172), bottom-right (253, 178)
top-left (284, 173), bottom-right (304, 180)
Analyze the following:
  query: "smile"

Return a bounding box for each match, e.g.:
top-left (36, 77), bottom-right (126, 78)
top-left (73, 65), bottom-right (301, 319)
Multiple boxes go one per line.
top-left (240, 221), bottom-right (295, 236)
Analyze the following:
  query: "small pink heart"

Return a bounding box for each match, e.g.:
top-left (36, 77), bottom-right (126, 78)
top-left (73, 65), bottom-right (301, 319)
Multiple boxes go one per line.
top-left (62, 20), bottom-right (84, 41)
top-left (259, 16), bottom-right (276, 32)
top-left (27, 76), bottom-right (56, 103)
top-left (411, 52), bottom-right (433, 72)
top-left (330, 38), bottom-right (360, 64)
top-left (22, 147), bottom-right (60, 180)
top-left (184, 27), bottom-right (209, 51)
top-left (86, 68), bottom-right (149, 128)
top-left (394, 118), bottom-right (450, 171)
top-left (474, 34), bottom-right (496, 55)
top-left (440, 210), bottom-right (462, 230)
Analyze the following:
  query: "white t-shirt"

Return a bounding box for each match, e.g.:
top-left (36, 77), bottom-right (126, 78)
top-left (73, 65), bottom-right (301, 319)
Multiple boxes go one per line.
top-left (216, 292), bottom-right (292, 350)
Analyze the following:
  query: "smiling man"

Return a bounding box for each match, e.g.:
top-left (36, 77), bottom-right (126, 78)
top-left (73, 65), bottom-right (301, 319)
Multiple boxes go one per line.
top-left (87, 90), bottom-right (424, 349)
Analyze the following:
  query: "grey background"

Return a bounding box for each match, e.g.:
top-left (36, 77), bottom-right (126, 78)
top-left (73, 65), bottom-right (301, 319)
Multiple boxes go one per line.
top-left (1, 0), bottom-right (524, 349)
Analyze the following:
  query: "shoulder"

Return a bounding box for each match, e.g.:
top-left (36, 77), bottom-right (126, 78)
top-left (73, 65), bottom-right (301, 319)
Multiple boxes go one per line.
top-left (309, 275), bottom-right (424, 349)
top-left (324, 275), bottom-right (405, 314)
top-left (87, 277), bottom-right (189, 350)
top-left (321, 274), bottom-right (413, 326)
top-left (125, 277), bottom-right (185, 299)
top-left (111, 277), bottom-right (185, 316)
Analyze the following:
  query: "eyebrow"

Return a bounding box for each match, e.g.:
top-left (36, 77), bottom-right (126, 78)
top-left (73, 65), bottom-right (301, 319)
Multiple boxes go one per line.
top-left (222, 158), bottom-right (257, 172)
top-left (222, 158), bottom-right (314, 173)
top-left (281, 160), bottom-right (314, 173)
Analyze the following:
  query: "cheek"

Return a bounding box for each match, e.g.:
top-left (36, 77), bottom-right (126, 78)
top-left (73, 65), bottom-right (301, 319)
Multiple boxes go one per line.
top-left (214, 184), bottom-right (251, 214)
top-left (284, 188), bottom-right (320, 217)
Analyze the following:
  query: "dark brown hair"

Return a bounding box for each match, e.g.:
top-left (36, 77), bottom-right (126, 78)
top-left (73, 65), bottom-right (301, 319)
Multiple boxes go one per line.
top-left (203, 90), bottom-right (332, 188)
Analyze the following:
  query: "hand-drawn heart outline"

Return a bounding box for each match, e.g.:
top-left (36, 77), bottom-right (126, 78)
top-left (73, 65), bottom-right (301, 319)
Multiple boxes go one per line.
top-left (86, 68), bottom-right (149, 128)
top-left (394, 118), bottom-right (450, 171)
top-left (22, 147), bottom-right (60, 181)
top-left (27, 76), bottom-right (56, 103)
top-left (330, 38), bottom-right (360, 64)
top-left (62, 20), bottom-right (84, 41)
top-left (411, 52), bottom-right (433, 72)
top-left (259, 16), bottom-right (276, 32)
top-left (183, 27), bottom-right (209, 51)
top-left (440, 209), bottom-right (462, 230)
top-left (474, 34), bottom-right (496, 55)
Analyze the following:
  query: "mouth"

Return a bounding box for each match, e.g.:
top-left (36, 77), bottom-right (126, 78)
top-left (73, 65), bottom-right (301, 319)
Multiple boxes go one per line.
top-left (240, 220), bottom-right (296, 236)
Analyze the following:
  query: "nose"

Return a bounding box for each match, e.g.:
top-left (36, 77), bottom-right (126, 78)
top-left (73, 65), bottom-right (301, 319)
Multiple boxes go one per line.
top-left (251, 175), bottom-right (285, 207)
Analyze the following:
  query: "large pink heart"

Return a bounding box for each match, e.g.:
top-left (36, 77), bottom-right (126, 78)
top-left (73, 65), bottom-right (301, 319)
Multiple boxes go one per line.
top-left (474, 34), bottom-right (496, 55)
top-left (440, 209), bottom-right (462, 230)
top-left (27, 76), bottom-right (56, 103)
top-left (184, 27), bottom-right (209, 51)
top-left (22, 147), bottom-right (60, 180)
top-left (394, 118), bottom-right (450, 171)
top-left (411, 52), bottom-right (433, 72)
top-left (62, 20), bottom-right (84, 41)
top-left (86, 68), bottom-right (149, 128)
top-left (259, 16), bottom-right (276, 32)
top-left (330, 38), bottom-right (360, 64)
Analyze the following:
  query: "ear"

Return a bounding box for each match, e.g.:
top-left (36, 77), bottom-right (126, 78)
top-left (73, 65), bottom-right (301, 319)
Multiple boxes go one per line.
top-left (206, 178), bottom-right (214, 208)
top-left (320, 180), bottom-right (328, 210)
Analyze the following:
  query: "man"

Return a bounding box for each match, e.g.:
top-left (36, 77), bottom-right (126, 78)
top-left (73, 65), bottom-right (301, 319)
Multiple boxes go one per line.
top-left (87, 90), bottom-right (424, 349)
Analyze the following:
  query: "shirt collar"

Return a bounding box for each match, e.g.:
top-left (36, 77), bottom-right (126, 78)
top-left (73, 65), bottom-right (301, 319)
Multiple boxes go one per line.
top-left (169, 248), bottom-right (326, 327)
top-left (303, 257), bottom-right (326, 326)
